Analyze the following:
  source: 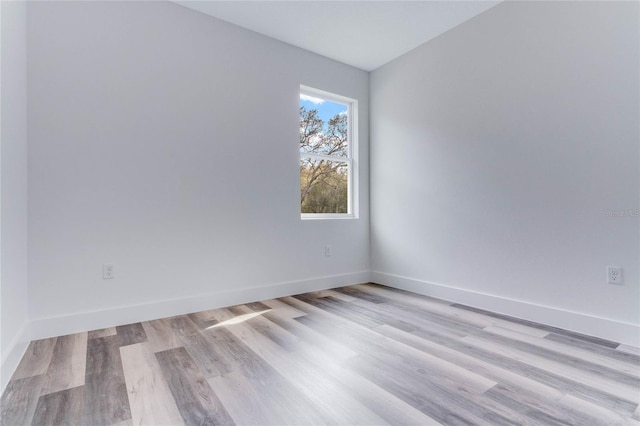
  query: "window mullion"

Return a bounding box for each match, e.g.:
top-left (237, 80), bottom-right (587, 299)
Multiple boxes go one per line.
top-left (300, 152), bottom-right (350, 162)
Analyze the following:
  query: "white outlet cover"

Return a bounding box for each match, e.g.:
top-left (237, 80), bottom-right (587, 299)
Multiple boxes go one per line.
top-left (607, 266), bottom-right (622, 284)
top-left (103, 264), bottom-right (115, 279)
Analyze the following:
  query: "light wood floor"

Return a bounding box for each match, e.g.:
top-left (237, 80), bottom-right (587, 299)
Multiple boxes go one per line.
top-left (2, 283), bottom-right (639, 425)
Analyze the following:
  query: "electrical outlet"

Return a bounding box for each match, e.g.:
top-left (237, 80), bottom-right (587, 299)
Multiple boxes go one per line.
top-left (607, 266), bottom-right (622, 284)
top-left (325, 245), bottom-right (332, 257)
top-left (103, 264), bottom-right (115, 279)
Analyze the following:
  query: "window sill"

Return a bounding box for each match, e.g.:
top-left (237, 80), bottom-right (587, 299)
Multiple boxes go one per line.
top-left (301, 213), bottom-right (356, 220)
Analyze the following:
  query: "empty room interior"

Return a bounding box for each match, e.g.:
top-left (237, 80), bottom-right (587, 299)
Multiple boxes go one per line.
top-left (1, 0), bottom-right (639, 424)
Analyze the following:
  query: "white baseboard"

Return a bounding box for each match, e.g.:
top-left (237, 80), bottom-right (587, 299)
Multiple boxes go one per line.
top-left (29, 271), bottom-right (371, 341)
top-left (372, 271), bottom-right (640, 348)
top-left (1, 321), bottom-right (30, 394)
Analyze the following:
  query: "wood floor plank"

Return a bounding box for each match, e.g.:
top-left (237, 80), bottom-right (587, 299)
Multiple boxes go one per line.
top-left (263, 310), bottom-right (358, 362)
top-left (120, 343), bottom-right (184, 426)
top-left (88, 327), bottom-right (117, 340)
top-left (479, 329), bottom-right (640, 395)
top-left (461, 334), bottom-right (639, 403)
top-left (452, 303), bottom-right (620, 348)
top-left (295, 312), bottom-right (496, 398)
top-left (31, 385), bottom-right (84, 425)
top-left (196, 313), bottom-right (336, 425)
top-left (288, 298), bottom-right (498, 396)
top-left (350, 295), bottom-right (484, 339)
top-left (333, 285), bottom-right (389, 303)
top-left (155, 347), bottom-right (234, 426)
top-left (618, 345), bottom-right (640, 356)
top-left (0, 376), bottom-right (45, 425)
top-left (345, 353), bottom-right (499, 426)
top-left (272, 327), bottom-right (443, 426)
top-left (293, 293), bottom-right (386, 329)
top-left (358, 283), bottom-right (452, 307)
top-left (109, 420), bottom-right (134, 426)
top-left (287, 319), bottom-right (505, 425)
top-left (391, 318), bottom-right (638, 417)
top-left (169, 312), bottom-right (239, 379)
top-left (545, 332), bottom-right (640, 365)
top-left (291, 296), bottom-right (639, 421)
top-left (140, 318), bottom-right (182, 353)
top-left (485, 325), bottom-right (640, 378)
top-left (243, 301), bottom-right (272, 312)
top-left (83, 336), bottom-right (132, 425)
top-left (204, 326), bottom-right (333, 425)
top-left (375, 323), bottom-right (565, 399)
top-left (187, 311), bottom-right (220, 329)
top-left (355, 283), bottom-right (551, 338)
top-left (2, 283), bottom-right (637, 425)
top-left (349, 295), bottom-right (469, 338)
top-left (207, 369), bottom-right (333, 426)
top-left (167, 315), bottom-right (201, 338)
top-left (262, 298), bottom-right (307, 318)
top-left (483, 384), bottom-right (610, 426)
top-left (328, 296), bottom-right (420, 333)
top-left (312, 288), bottom-right (358, 301)
top-left (11, 337), bottom-right (57, 380)
top-left (374, 323), bottom-right (622, 425)
top-left (227, 304), bottom-right (299, 351)
top-left (209, 309), bottom-right (389, 425)
top-left (559, 393), bottom-right (640, 426)
top-left (338, 289), bottom-right (485, 341)
top-left (181, 330), bottom-right (234, 379)
top-left (206, 371), bottom-right (286, 425)
top-left (40, 332), bottom-right (88, 396)
top-left (116, 323), bottom-right (148, 347)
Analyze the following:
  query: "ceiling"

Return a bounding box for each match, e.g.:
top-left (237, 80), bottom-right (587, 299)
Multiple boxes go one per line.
top-left (174, 1), bottom-right (502, 71)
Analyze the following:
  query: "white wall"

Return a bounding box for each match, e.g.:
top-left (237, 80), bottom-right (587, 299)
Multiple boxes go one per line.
top-left (27, 1), bottom-right (369, 338)
top-left (370, 1), bottom-right (639, 345)
top-left (1, 0), bottom-right (31, 390)
top-left (13, 0), bottom-right (640, 359)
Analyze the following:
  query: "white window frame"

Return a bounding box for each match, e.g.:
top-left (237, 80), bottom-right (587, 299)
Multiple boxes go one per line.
top-left (299, 85), bottom-right (358, 220)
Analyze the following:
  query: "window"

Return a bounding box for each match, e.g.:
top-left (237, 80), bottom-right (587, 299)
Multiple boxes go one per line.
top-left (299, 86), bottom-right (357, 219)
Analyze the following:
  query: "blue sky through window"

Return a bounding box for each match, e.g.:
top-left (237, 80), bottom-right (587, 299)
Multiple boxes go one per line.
top-left (300, 94), bottom-right (347, 131)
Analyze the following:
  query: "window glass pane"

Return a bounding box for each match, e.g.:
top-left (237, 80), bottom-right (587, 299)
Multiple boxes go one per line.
top-left (300, 159), bottom-right (348, 214)
top-left (299, 96), bottom-right (348, 158)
